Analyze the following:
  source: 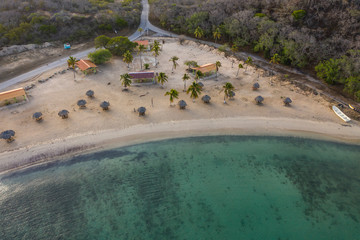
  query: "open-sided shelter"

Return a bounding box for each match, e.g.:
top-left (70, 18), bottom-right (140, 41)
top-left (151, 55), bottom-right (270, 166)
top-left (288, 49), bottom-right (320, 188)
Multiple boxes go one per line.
top-left (76, 59), bottom-right (97, 74)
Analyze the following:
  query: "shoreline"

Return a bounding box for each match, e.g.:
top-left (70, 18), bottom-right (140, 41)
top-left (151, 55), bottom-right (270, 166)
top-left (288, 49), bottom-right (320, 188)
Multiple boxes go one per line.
top-left (1, 117), bottom-right (359, 178)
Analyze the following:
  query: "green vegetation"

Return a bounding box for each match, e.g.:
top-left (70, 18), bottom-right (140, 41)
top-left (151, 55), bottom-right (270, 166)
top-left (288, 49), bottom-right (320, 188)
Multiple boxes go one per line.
top-left (157, 72), bottom-right (168, 86)
top-left (88, 49), bottom-right (112, 65)
top-left (292, 10), bottom-right (306, 20)
top-left (120, 73), bottom-right (132, 89)
top-left (164, 89), bottom-right (179, 105)
top-left (106, 36), bottom-right (137, 56)
top-left (187, 81), bottom-right (202, 102)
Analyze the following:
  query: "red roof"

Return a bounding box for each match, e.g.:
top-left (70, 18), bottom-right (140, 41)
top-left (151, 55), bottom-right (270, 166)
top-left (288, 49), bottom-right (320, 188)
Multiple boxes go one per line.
top-left (129, 71), bottom-right (155, 79)
top-left (76, 59), bottom-right (97, 71)
top-left (134, 40), bottom-right (149, 46)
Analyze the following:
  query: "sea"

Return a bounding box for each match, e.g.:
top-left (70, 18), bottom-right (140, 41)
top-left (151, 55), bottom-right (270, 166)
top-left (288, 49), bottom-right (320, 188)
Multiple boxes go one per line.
top-left (0, 136), bottom-right (359, 240)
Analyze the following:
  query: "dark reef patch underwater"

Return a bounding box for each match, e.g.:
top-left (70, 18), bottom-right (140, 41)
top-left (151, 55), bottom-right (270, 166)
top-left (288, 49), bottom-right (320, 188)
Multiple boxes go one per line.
top-left (0, 136), bottom-right (359, 240)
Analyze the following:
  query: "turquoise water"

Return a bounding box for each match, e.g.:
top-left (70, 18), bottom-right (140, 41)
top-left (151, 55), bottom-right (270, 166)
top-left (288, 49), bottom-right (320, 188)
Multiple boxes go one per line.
top-left (0, 136), bottom-right (360, 240)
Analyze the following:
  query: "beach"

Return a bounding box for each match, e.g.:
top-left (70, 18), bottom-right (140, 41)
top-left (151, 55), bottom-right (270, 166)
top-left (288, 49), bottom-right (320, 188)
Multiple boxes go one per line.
top-left (0, 37), bottom-right (359, 175)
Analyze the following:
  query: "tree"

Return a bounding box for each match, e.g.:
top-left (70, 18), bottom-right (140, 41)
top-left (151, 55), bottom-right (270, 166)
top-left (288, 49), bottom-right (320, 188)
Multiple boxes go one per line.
top-left (213, 27), bottom-right (221, 43)
top-left (182, 73), bottom-right (190, 92)
top-left (187, 81), bottom-right (202, 102)
top-left (245, 56), bottom-right (253, 72)
top-left (138, 27), bottom-right (143, 39)
top-left (164, 89), bottom-right (179, 106)
top-left (184, 60), bottom-right (198, 71)
top-left (151, 40), bottom-right (161, 67)
top-left (195, 70), bottom-right (203, 82)
top-left (157, 72), bottom-right (168, 87)
top-left (270, 53), bottom-right (280, 64)
top-left (236, 63), bottom-right (243, 77)
top-left (106, 36), bottom-right (137, 56)
top-left (223, 82), bottom-right (235, 103)
top-left (170, 56), bottom-right (179, 73)
top-left (120, 73), bottom-right (132, 90)
top-left (88, 49), bottom-right (112, 65)
top-left (94, 35), bottom-right (111, 49)
top-left (215, 61), bottom-right (221, 79)
top-left (123, 50), bottom-right (133, 69)
top-left (67, 56), bottom-right (78, 69)
top-left (315, 58), bottom-right (341, 85)
top-left (194, 26), bottom-right (204, 39)
top-left (137, 44), bottom-right (146, 70)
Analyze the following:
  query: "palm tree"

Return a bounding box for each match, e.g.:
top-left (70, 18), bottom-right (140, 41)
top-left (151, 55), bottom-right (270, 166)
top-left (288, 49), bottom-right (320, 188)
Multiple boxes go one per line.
top-left (195, 70), bottom-right (203, 82)
top-left (223, 82), bottom-right (235, 103)
top-left (213, 27), bottom-right (221, 43)
top-left (164, 89), bottom-right (179, 106)
top-left (245, 56), bottom-right (253, 72)
top-left (187, 81), bottom-right (202, 102)
top-left (138, 44), bottom-right (146, 70)
top-left (120, 73), bottom-right (132, 90)
top-left (270, 53), bottom-right (280, 64)
top-left (123, 50), bottom-right (133, 69)
top-left (157, 72), bottom-right (168, 87)
top-left (182, 73), bottom-right (190, 92)
top-left (67, 56), bottom-right (78, 69)
top-left (194, 26), bottom-right (204, 39)
top-left (236, 63), bottom-right (243, 77)
top-left (215, 61), bottom-right (221, 79)
top-left (151, 40), bottom-right (161, 67)
top-left (169, 56), bottom-right (179, 73)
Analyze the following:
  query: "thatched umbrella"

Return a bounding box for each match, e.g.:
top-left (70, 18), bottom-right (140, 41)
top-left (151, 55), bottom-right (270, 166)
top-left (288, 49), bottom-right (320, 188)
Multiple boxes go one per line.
top-left (137, 106), bottom-right (146, 116)
top-left (283, 97), bottom-right (292, 106)
top-left (100, 101), bottom-right (110, 111)
top-left (178, 100), bottom-right (187, 109)
top-left (77, 99), bottom-right (87, 108)
top-left (253, 82), bottom-right (260, 90)
top-left (255, 95), bottom-right (264, 104)
top-left (201, 95), bottom-right (211, 104)
top-left (198, 82), bottom-right (204, 89)
top-left (58, 109), bottom-right (69, 119)
top-left (1, 130), bottom-right (15, 142)
top-left (86, 90), bottom-right (94, 98)
top-left (32, 112), bottom-right (43, 121)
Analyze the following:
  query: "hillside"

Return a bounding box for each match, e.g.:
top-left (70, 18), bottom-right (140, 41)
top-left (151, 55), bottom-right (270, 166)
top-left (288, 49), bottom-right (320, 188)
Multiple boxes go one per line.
top-left (149, 0), bottom-right (360, 101)
top-left (0, 0), bottom-right (141, 47)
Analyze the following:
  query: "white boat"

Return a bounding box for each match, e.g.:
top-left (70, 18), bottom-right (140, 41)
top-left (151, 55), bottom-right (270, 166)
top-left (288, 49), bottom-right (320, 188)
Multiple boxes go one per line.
top-left (332, 105), bottom-right (351, 122)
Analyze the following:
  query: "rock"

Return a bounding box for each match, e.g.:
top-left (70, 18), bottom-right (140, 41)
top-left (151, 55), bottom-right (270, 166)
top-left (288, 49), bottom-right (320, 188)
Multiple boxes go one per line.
top-left (24, 84), bottom-right (35, 90)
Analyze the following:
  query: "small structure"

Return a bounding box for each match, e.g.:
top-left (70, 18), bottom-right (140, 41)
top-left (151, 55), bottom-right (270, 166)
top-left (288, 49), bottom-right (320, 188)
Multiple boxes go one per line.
top-left (58, 110), bottom-right (69, 119)
top-left (64, 43), bottom-right (71, 49)
top-left (1, 130), bottom-right (15, 143)
top-left (100, 101), bottom-right (110, 111)
top-left (129, 71), bottom-right (155, 83)
top-left (283, 97), bottom-right (292, 106)
top-left (137, 106), bottom-right (146, 116)
top-left (255, 96), bottom-right (264, 104)
top-left (32, 112), bottom-right (43, 122)
top-left (86, 90), bottom-right (94, 98)
top-left (253, 82), bottom-right (260, 90)
top-left (134, 40), bottom-right (150, 51)
top-left (198, 82), bottom-right (204, 89)
top-left (191, 63), bottom-right (216, 76)
top-left (76, 59), bottom-right (97, 75)
top-left (77, 100), bottom-right (87, 108)
top-left (202, 95), bottom-right (211, 104)
top-left (178, 100), bottom-right (187, 110)
top-left (0, 88), bottom-right (27, 107)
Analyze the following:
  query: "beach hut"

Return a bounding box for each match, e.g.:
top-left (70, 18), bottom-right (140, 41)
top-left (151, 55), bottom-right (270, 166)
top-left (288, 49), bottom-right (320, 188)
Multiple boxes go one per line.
top-left (253, 82), bottom-right (260, 90)
top-left (100, 101), bottom-right (110, 111)
top-left (77, 100), bottom-right (87, 108)
top-left (255, 96), bottom-right (264, 104)
top-left (76, 59), bottom-right (97, 75)
top-left (129, 71), bottom-right (155, 83)
top-left (58, 110), bottom-right (69, 119)
top-left (86, 90), bottom-right (94, 98)
top-left (32, 112), bottom-right (43, 121)
top-left (0, 130), bottom-right (15, 142)
top-left (191, 63), bottom-right (216, 76)
top-left (0, 88), bottom-right (27, 106)
top-left (201, 95), bottom-right (211, 104)
top-left (283, 97), bottom-right (292, 106)
top-left (178, 100), bottom-right (187, 109)
top-left (137, 107), bottom-right (146, 116)
top-left (134, 40), bottom-right (150, 51)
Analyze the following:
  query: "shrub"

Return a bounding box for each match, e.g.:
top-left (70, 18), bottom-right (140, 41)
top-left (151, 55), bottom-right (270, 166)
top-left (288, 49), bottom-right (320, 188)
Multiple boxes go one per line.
top-left (115, 16), bottom-right (128, 28)
top-left (95, 35), bottom-right (111, 48)
top-left (105, 36), bottom-right (137, 56)
top-left (88, 49), bottom-right (112, 64)
top-left (292, 10), bottom-right (306, 20)
top-left (315, 58), bottom-right (341, 85)
top-left (254, 13), bottom-right (266, 18)
top-left (39, 25), bottom-right (57, 34)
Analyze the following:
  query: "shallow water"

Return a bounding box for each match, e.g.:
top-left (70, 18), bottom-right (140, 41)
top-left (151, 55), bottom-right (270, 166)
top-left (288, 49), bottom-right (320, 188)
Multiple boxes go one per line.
top-left (0, 136), bottom-right (360, 240)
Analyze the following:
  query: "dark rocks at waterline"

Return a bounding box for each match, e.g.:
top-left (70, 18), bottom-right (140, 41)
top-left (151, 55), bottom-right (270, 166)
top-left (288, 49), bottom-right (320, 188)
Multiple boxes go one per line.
top-left (1, 130), bottom-right (15, 142)
top-left (201, 95), bottom-right (211, 104)
top-left (32, 112), bottom-right (43, 121)
top-left (283, 97), bottom-right (292, 106)
top-left (178, 100), bottom-right (187, 110)
top-left (253, 82), bottom-right (260, 90)
top-left (137, 107), bottom-right (146, 116)
top-left (77, 100), bottom-right (87, 108)
top-left (58, 109), bottom-right (69, 119)
top-left (86, 90), bottom-right (94, 98)
top-left (100, 101), bottom-right (110, 111)
top-left (255, 96), bottom-right (264, 104)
